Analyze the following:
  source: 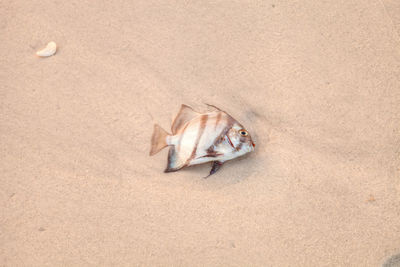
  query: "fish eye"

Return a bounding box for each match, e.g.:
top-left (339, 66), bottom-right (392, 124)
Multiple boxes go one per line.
top-left (239, 129), bottom-right (248, 136)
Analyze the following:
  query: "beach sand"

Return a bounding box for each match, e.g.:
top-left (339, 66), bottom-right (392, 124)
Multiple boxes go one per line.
top-left (1, 0), bottom-right (400, 266)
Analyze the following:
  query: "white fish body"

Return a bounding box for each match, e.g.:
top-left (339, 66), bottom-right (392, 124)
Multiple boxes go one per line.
top-left (150, 104), bottom-right (255, 177)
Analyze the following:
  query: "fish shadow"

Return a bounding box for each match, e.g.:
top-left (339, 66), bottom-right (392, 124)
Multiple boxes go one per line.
top-left (181, 107), bottom-right (267, 190)
top-left (179, 152), bottom-right (258, 190)
top-left (382, 253), bottom-right (400, 267)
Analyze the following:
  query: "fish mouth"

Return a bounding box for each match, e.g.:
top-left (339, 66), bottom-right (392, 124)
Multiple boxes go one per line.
top-left (252, 142), bottom-right (255, 148)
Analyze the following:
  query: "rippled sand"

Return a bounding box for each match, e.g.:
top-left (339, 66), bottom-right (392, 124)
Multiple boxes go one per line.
top-left (1, 1), bottom-right (400, 266)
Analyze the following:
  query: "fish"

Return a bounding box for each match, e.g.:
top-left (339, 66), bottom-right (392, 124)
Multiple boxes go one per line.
top-left (149, 104), bottom-right (255, 177)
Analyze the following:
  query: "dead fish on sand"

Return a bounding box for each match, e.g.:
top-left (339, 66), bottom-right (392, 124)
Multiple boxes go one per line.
top-left (150, 104), bottom-right (255, 177)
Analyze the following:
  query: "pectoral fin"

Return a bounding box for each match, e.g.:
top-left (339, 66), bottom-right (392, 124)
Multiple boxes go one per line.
top-left (204, 161), bottom-right (224, 178)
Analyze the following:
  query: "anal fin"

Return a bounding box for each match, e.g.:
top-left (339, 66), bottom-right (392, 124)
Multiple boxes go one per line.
top-left (164, 146), bottom-right (186, 173)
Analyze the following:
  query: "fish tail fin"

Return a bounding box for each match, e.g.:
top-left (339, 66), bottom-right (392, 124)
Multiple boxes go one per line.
top-left (150, 124), bottom-right (170, 156)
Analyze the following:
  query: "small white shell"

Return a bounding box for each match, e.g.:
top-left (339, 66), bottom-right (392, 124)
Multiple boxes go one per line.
top-left (36, 41), bottom-right (57, 57)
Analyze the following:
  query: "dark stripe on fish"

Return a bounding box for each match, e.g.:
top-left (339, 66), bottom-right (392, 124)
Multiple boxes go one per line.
top-left (211, 116), bottom-right (234, 147)
top-left (186, 114), bottom-right (208, 164)
top-left (226, 135), bottom-right (235, 149)
top-left (235, 142), bottom-right (243, 151)
top-left (200, 152), bottom-right (223, 158)
top-left (215, 112), bottom-right (222, 130)
top-left (213, 114), bottom-right (236, 148)
top-left (204, 145), bottom-right (223, 157)
top-left (206, 146), bottom-right (215, 154)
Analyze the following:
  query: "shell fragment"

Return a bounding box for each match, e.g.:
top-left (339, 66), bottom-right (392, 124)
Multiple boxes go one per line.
top-left (36, 41), bottom-right (57, 57)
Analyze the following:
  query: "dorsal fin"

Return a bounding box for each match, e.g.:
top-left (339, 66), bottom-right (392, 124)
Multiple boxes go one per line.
top-left (205, 103), bottom-right (223, 111)
top-left (171, 104), bottom-right (200, 134)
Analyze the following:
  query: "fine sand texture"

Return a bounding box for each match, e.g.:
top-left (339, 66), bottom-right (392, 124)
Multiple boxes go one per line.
top-left (1, 0), bottom-right (400, 266)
